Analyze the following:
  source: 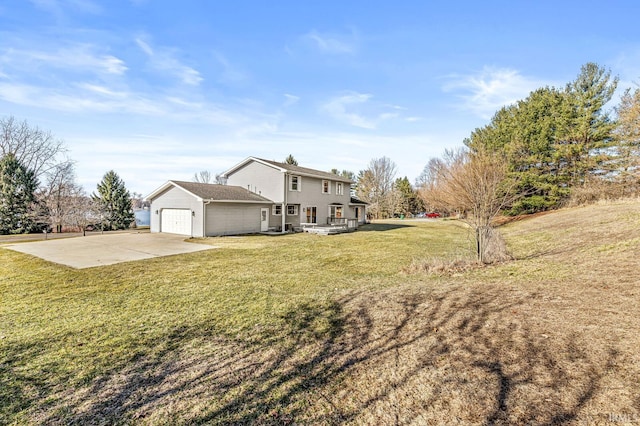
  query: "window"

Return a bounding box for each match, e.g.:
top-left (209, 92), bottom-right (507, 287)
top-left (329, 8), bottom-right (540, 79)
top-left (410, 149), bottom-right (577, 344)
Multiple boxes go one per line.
top-left (329, 205), bottom-right (343, 219)
top-left (289, 175), bottom-right (301, 191)
top-left (322, 180), bottom-right (330, 194)
top-left (272, 205), bottom-right (282, 215)
top-left (287, 205), bottom-right (298, 215)
top-left (336, 182), bottom-right (344, 195)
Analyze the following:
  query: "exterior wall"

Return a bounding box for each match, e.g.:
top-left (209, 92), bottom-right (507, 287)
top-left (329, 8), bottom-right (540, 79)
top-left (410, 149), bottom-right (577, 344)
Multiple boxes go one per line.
top-left (205, 203), bottom-right (272, 236)
top-left (268, 204), bottom-right (302, 230)
top-left (150, 186), bottom-right (204, 237)
top-left (226, 161), bottom-right (285, 203)
top-left (286, 175), bottom-right (352, 225)
top-left (349, 206), bottom-right (367, 224)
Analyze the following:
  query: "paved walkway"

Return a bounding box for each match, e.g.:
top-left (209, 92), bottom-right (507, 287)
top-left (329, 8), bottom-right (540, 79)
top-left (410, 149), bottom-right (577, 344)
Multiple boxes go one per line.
top-left (3, 232), bottom-right (217, 269)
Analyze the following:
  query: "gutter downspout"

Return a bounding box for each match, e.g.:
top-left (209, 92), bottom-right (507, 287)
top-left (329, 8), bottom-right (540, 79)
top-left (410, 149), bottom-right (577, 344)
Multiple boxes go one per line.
top-left (282, 173), bottom-right (287, 233)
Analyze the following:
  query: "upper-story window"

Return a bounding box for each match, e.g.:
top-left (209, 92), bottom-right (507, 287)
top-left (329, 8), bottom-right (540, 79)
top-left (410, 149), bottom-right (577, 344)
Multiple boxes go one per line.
top-left (336, 182), bottom-right (344, 195)
top-left (289, 175), bottom-right (301, 191)
top-left (322, 180), bottom-right (330, 194)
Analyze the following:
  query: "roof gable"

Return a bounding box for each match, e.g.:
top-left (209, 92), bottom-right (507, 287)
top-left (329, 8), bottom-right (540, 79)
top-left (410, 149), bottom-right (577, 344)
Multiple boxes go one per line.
top-left (145, 180), bottom-right (274, 203)
top-left (223, 156), bottom-right (353, 183)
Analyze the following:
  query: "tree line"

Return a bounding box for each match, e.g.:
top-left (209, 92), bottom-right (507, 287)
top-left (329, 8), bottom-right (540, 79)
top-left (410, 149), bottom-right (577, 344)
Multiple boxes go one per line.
top-left (0, 116), bottom-right (135, 235)
top-left (414, 62), bottom-right (640, 262)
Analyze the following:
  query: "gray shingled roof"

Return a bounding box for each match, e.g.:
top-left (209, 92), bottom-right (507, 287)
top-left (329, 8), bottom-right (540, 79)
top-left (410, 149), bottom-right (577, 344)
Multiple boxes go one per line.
top-left (255, 158), bottom-right (354, 183)
top-left (171, 181), bottom-right (273, 202)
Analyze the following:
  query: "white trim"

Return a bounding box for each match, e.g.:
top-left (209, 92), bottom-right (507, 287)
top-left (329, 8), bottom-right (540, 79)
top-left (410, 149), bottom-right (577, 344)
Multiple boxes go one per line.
top-left (322, 179), bottom-right (331, 194)
top-left (272, 205), bottom-right (282, 216)
top-left (336, 182), bottom-right (344, 195)
top-left (289, 175), bottom-right (302, 191)
top-left (286, 205), bottom-right (298, 215)
top-left (145, 181), bottom-right (204, 202)
top-left (205, 200), bottom-right (273, 204)
top-left (221, 156), bottom-right (287, 177)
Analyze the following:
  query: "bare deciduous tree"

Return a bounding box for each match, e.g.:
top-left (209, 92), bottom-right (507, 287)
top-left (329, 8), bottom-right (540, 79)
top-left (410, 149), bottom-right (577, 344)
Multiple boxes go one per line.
top-left (1, 116), bottom-right (69, 180)
top-left (613, 87), bottom-right (640, 195)
top-left (193, 170), bottom-right (213, 183)
top-left (356, 157), bottom-right (398, 219)
top-left (40, 162), bottom-right (81, 233)
top-left (193, 170), bottom-right (226, 185)
top-left (69, 193), bottom-right (101, 236)
top-left (420, 148), bottom-right (519, 263)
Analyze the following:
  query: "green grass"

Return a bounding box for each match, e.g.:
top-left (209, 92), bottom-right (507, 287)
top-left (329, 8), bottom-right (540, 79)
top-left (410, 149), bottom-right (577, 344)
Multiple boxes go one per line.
top-left (0, 220), bottom-right (469, 424)
top-left (2, 202), bottom-right (640, 424)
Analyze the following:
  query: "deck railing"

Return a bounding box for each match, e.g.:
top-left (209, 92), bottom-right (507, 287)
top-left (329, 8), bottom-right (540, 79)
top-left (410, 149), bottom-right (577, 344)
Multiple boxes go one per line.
top-left (327, 217), bottom-right (358, 229)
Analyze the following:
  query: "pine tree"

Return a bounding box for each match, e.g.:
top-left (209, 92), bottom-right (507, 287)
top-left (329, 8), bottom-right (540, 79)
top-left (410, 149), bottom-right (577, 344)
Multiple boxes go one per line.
top-left (0, 153), bottom-right (39, 234)
top-left (284, 154), bottom-right (298, 166)
top-left (92, 170), bottom-right (134, 230)
top-left (463, 63), bottom-right (618, 214)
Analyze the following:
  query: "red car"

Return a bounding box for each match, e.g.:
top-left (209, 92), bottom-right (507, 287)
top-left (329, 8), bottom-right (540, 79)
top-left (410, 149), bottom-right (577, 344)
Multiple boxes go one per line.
top-left (426, 212), bottom-right (441, 218)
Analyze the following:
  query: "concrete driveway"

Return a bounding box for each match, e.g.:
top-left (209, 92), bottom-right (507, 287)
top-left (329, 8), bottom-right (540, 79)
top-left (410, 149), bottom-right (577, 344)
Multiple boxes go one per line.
top-left (3, 232), bottom-right (217, 269)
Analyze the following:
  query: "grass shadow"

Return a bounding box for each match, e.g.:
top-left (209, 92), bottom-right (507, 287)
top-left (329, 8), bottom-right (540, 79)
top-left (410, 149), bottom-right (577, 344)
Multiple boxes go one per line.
top-left (357, 223), bottom-right (413, 232)
top-left (6, 286), bottom-right (624, 424)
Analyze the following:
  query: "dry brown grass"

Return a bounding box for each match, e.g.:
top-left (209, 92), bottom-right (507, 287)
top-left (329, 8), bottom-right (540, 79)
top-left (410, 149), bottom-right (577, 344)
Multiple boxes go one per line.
top-left (4, 201), bottom-right (640, 424)
top-left (403, 256), bottom-right (482, 275)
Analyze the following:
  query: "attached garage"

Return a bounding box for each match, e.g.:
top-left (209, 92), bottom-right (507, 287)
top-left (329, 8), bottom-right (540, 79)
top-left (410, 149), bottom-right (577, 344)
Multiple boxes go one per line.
top-left (160, 209), bottom-right (192, 235)
top-left (146, 180), bottom-right (274, 238)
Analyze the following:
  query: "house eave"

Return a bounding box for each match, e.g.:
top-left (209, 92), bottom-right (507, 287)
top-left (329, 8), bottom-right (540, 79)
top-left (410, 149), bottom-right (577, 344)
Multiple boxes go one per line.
top-left (145, 181), bottom-right (204, 202)
top-left (205, 199), bottom-right (274, 204)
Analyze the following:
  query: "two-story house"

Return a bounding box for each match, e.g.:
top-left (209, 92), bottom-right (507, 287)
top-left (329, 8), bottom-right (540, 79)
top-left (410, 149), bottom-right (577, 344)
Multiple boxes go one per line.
top-left (146, 157), bottom-right (367, 237)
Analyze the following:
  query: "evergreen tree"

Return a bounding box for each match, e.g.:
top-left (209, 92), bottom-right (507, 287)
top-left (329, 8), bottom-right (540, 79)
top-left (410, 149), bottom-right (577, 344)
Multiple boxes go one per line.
top-left (394, 176), bottom-right (423, 215)
top-left (561, 62), bottom-right (618, 185)
top-left (284, 154), bottom-right (298, 166)
top-left (464, 63), bottom-right (618, 214)
top-left (0, 153), bottom-right (39, 234)
top-left (92, 170), bottom-right (134, 230)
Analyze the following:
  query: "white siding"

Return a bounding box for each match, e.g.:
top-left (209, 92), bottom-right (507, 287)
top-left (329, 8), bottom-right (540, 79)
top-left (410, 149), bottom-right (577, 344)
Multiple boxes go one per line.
top-left (226, 161), bottom-right (284, 202)
top-left (150, 186), bottom-right (203, 237)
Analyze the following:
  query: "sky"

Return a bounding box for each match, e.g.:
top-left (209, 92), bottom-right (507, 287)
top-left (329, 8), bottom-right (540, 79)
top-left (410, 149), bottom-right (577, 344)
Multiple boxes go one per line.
top-left (1, 0), bottom-right (640, 195)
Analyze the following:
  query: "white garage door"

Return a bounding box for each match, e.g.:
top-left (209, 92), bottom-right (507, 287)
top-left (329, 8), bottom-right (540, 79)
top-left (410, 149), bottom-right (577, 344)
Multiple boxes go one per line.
top-left (161, 209), bottom-right (192, 235)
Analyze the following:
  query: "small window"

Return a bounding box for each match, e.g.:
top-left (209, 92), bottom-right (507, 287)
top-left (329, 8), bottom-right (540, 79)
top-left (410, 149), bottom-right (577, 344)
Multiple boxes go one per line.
top-left (322, 180), bottom-right (330, 194)
top-left (287, 205), bottom-right (298, 215)
top-left (336, 182), bottom-right (344, 195)
top-left (290, 175), bottom-right (301, 191)
top-left (272, 205), bottom-right (282, 215)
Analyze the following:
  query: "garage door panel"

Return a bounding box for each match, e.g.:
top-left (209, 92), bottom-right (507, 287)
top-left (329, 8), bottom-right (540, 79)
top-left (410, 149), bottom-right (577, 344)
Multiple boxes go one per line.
top-left (161, 209), bottom-right (192, 235)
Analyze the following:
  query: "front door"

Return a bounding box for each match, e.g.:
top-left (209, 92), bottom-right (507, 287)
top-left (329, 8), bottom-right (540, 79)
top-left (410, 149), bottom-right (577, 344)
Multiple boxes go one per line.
top-left (305, 206), bottom-right (317, 223)
top-left (260, 208), bottom-right (269, 231)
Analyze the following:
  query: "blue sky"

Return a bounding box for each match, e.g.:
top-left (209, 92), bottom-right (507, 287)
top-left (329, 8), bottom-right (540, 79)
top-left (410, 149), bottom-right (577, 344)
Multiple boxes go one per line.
top-left (1, 0), bottom-right (639, 195)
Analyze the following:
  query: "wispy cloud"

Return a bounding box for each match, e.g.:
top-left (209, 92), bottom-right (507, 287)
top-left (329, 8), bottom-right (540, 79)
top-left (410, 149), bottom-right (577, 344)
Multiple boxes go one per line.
top-left (283, 93), bottom-right (300, 107)
top-left (321, 92), bottom-right (405, 129)
top-left (323, 92), bottom-right (375, 128)
top-left (135, 36), bottom-right (203, 86)
top-left (1, 45), bottom-right (127, 75)
top-left (212, 51), bottom-right (247, 83)
top-left (304, 30), bottom-right (357, 54)
top-left (442, 67), bottom-right (545, 118)
top-left (30, 0), bottom-right (102, 22)
top-left (0, 81), bottom-right (245, 125)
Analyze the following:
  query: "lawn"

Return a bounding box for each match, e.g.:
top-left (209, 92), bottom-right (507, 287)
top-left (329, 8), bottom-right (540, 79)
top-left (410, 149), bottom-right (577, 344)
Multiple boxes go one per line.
top-left (1, 201), bottom-right (639, 424)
